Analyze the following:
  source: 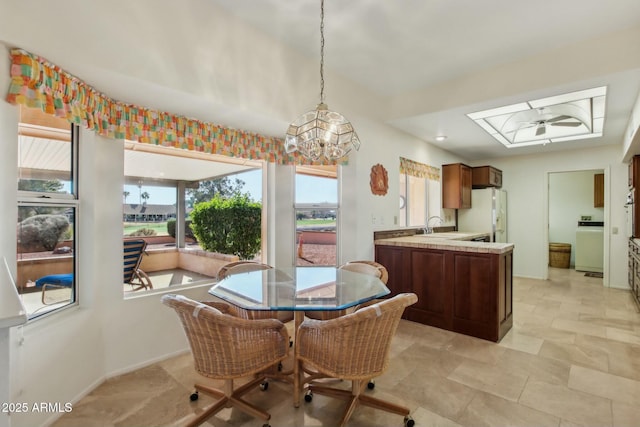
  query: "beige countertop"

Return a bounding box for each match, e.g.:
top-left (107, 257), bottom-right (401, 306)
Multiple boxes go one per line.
top-left (374, 231), bottom-right (515, 254)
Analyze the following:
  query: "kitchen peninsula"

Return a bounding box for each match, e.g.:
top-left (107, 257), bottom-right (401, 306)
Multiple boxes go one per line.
top-left (374, 230), bottom-right (514, 342)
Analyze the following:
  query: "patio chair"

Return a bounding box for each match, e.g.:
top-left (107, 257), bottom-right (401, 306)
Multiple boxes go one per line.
top-left (161, 294), bottom-right (289, 427)
top-left (35, 273), bottom-right (73, 305)
top-left (36, 239), bottom-right (152, 304)
top-left (123, 239), bottom-right (152, 290)
top-left (296, 293), bottom-right (418, 427)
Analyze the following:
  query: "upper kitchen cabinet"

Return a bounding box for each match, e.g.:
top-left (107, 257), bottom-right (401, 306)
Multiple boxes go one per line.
top-left (630, 155), bottom-right (640, 189)
top-left (594, 173), bottom-right (604, 208)
top-left (472, 166), bottom-right (502, 189)
top-left (442, 163), bottom-right (472, 209)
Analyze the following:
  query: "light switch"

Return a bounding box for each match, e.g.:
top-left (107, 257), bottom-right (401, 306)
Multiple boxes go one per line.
top-left (612, 226), bottom-right (618, 234)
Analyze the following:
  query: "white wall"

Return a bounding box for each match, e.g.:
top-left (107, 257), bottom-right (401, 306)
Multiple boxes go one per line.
top-left (477, 145), bottom-right (628, 288)
top-left (549, 170), bottom-right (605, 266)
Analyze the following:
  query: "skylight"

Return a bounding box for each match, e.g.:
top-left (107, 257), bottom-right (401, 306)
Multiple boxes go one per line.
top-left (467, 86), bottom-right (607, 148)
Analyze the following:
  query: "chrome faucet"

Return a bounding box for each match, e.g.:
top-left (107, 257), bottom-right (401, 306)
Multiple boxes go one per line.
top-left (424, 215), bottom-right (443, 234)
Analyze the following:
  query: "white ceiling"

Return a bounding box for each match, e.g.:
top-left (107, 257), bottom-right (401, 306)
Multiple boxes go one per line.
top-left (208, 0), bottom-right (640, 161)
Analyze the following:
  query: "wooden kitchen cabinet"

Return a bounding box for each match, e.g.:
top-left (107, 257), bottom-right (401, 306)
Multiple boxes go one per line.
top-left (629, 155), bottom-right (640, 188)
top-left (594, 173), bottom-right (604, 208)
top-left (629, 156), bottom-right (640, 237)
top-left (375, 244), bottom-right (513, 342)
top-left (629, 240), bottom-right (640, 309)
top-left (472, 166), bottom-right (502, 189)
top-left (442, 163), bottom-right (472, 209)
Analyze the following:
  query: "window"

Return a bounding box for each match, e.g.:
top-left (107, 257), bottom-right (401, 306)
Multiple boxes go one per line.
top-left (295, 166), bottom-right (338, 266)
top-left (122, 142), bottom-right (264, 292)
top-left (399, 158), bottom-right (441, 227)
top-left (17, 106), bottom-right (78, 319)
top-left (399, 173), bottom-right (427, 227)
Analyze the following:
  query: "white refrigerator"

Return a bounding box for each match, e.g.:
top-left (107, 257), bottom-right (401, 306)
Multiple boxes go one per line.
top-left (458, 188), bottom-right (507, 243)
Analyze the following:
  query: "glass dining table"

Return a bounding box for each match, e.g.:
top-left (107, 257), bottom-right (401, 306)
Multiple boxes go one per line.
top-left (209, 266), bottom-right (390, 330)
top-left (208, 265), bottom-right (391, 407)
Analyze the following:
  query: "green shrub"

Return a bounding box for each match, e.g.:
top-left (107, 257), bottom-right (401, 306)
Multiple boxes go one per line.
top-left (128, 227), bottom-right (157, 237)
top-left (17, 214), bottom-right (69, 251)
top-left (167, 219), bottom-right (194, 239)
top-left (190, 194), bottom-right (261, 259)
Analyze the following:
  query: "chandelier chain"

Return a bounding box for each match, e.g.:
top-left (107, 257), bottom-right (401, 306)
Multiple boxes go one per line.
top-left (320, 0), bottom-right (325, 104)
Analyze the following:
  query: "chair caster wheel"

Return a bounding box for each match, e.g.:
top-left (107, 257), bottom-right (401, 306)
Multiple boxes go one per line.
top-left (262, 424), bottom-right (271, 427)
top-left (289, 339), bottom-right (293, 347)
top-left (260, 381), bottom-right (269, 391)
top-left (189, 391), bottom-right (199, 401)
top-left (404, 415), bottom-right (415, 427)
top-left (367, 380), bottom-right (375, 390)
top-left (304, 390), bottom-right (313, 402)
top-left (278, 362), bottom-right (283, 371)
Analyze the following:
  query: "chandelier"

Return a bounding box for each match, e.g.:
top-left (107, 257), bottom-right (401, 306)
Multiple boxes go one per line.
top-left (285, 0), bottom-right (360, 161)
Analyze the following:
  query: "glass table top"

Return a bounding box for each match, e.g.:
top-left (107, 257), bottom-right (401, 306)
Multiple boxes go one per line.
top-left (209, 266), bottom-right (390, 311)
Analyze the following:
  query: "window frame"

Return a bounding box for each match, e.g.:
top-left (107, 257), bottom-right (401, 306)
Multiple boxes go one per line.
top-left (293, 166), bottom-right (339, 267)
top-left (17, 122), bottom-right (80, 320)
top-left (400, 171), bottom-right (429, 227)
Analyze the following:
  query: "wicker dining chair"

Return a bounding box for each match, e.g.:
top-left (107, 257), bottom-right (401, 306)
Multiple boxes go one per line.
top-left (305, 260), bottom-right (389, 321)
top-left (217, 261), bottom-right (294, 324)
top-left (161, 294), bottom-right (289, 427)
top-left (296, 292), bottom-right (418, 427)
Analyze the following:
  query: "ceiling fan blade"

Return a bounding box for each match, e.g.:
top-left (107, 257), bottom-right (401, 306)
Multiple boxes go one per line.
top-left (535, 124), bottom-right (546, 136)
top-left (546, 115), bottom-right (573, 123)
top-left (550, 122), bottom-right (582, 127)
top-left (504, 122), bottom-right (537, 133)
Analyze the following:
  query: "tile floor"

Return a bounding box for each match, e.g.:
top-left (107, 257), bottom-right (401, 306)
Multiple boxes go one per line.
top-left (52, 268), bottom-right (640, 427)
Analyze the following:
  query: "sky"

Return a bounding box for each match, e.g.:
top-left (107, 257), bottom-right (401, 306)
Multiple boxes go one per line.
top-left (123, 169), bottom-right (337, 205)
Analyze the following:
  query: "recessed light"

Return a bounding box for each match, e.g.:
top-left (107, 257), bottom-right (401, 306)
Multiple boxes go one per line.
top-left (435, 135), bottom-right (447, 142)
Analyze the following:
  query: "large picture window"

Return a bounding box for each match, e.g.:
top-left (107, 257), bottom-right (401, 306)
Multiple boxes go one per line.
top-left (295, 166), bottom-right (338, 267)
top-left (17, 107), bottom-right (78, 319)
top-left (121, 142), bottom-right (264, 293)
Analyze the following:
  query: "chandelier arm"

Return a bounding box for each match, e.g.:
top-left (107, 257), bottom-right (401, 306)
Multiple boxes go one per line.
top-left (320, 0), bottom-right (325, 104)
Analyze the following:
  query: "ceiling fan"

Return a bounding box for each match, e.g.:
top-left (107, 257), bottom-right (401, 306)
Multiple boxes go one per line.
top-left (505, 108), bottom-right (585, 137)
top-left (527, 115), bottom-right (583, 136)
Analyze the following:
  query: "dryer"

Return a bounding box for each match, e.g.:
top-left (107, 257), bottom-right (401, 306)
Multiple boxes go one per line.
top-left (575, 221), bottom-right (604, 273)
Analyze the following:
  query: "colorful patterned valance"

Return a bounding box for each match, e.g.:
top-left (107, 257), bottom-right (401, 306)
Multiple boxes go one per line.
top-left (5, 48), bottom-right (335, 165)
top-left (399, 157), bottom-right (440, 181)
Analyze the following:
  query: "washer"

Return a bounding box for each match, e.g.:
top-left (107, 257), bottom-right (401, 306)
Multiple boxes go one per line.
top-left (575, 221), bottom-right (604, 273)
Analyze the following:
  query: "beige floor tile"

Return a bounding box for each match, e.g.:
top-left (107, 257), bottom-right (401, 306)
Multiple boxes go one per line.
top-left (612, 401), bottom-right (640, 427)
top-left (517, 324), bottom-right (577, 344)
top-left (408, 407), bottom-right (462, 427)
top-left (519, 379), bottom-right (613, 426)
top-left (447, 358), bottom-right (529, 402)
top-left (443, 334), bottom-right (506, 365)
top-left (568, 365), bottom-right (640, 406)
top-left (498, 329), bottom-right (544, 355)
top-left (496, 348), bottom-right (572, 386)
top-left (560, 301), bottom-right (606, 317)
top-left (551, 317), bottom-right (608, 338)
top-left (606, 327), bottom-right (640, 346)
top-left (53, 268), bottom-right (640, 427)
top-left (457, 391), bottom-right (560, 427)
top-left (578, 314), bottom-right (639, 331)
top-left (538, 339), bottom-right (609, 371)
top-left (513, 301), bottom-right (537, 313)
top-left (574, 334), bottom-right (640, 382)
top-left (393, 373), bottom-right (477, 421)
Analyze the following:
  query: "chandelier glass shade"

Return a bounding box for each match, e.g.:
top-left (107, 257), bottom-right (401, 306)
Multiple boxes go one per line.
top-left (285, 0), bottom-right (360, 161)
top-left (285, 102), bottom-right (360, 161)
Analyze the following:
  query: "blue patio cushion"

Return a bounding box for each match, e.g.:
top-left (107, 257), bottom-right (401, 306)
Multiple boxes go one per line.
top-left (35, 273), bottom-right (74, 288)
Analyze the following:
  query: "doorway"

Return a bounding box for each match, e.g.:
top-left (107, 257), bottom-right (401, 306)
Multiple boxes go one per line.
top-left (548, 169), bottom-right (605, 281)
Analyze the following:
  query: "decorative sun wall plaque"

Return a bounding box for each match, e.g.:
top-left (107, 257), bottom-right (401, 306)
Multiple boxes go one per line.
top-left (370, 164), bottom-right (388, 196)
